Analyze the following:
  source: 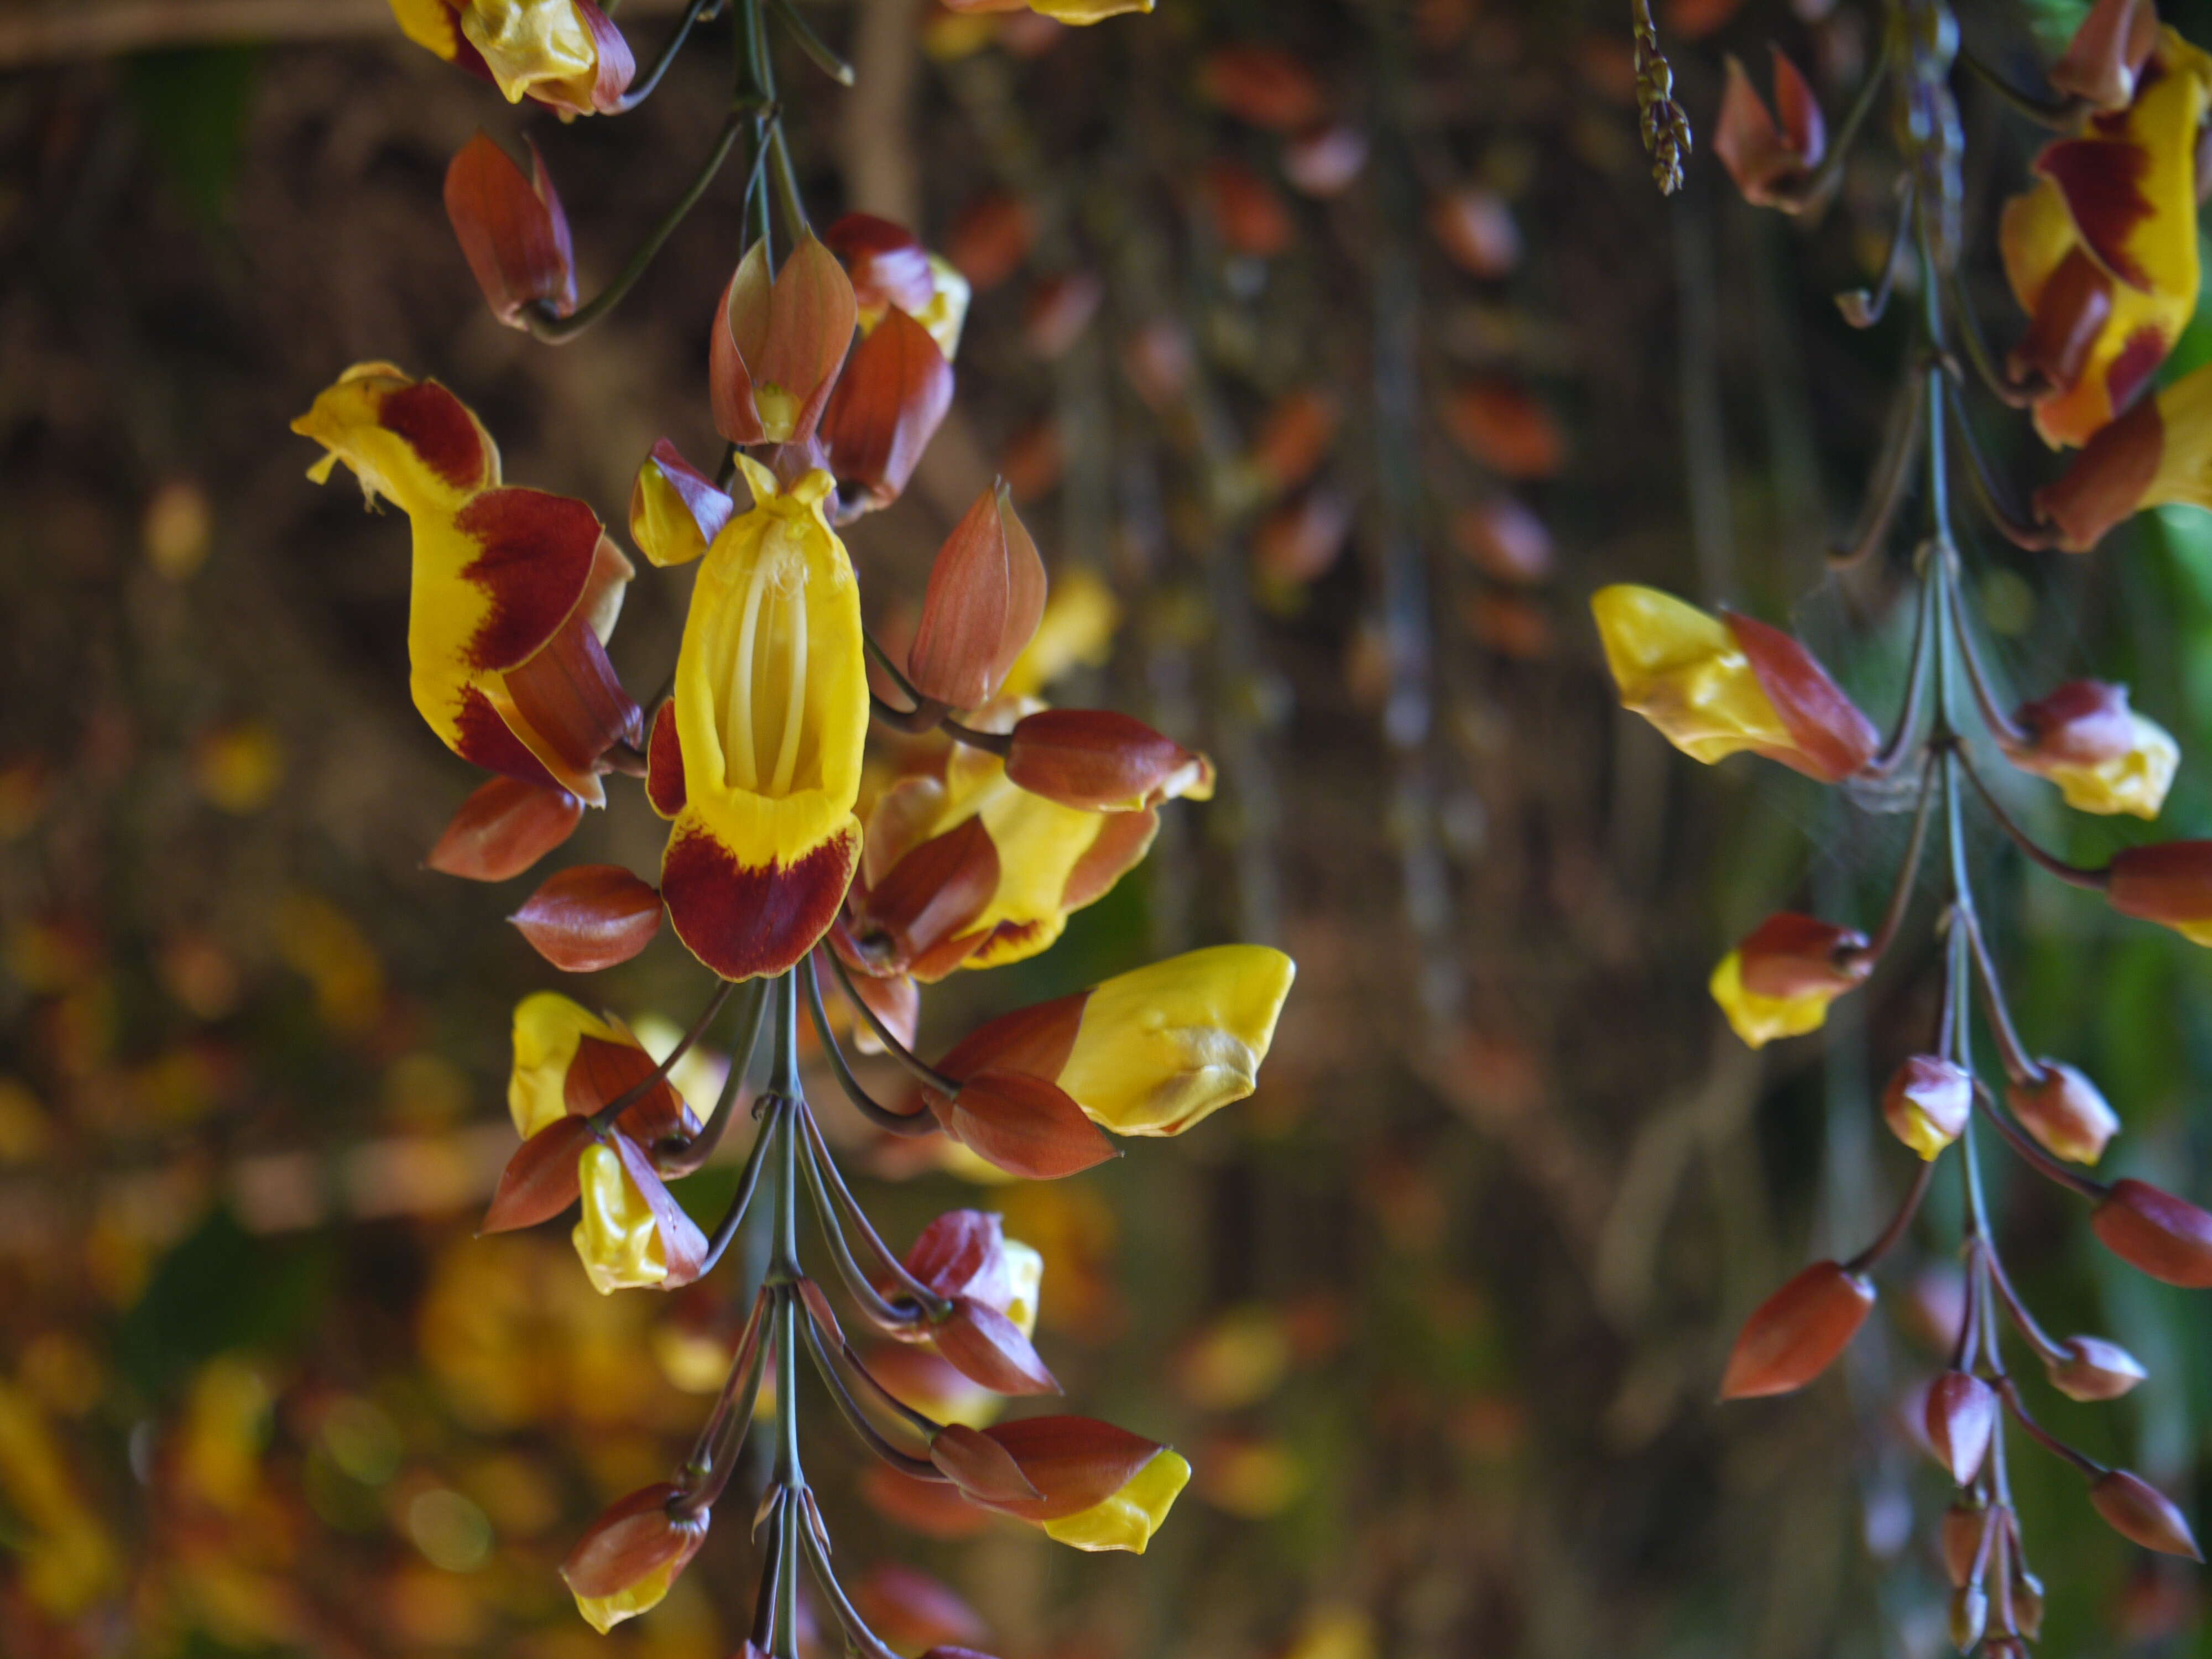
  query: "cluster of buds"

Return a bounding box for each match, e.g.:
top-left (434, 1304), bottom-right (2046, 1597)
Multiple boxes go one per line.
top-left (303, 0), bottom-right (1297, 1650)
top-left (1603, 1), bottom-right (2212, 1647)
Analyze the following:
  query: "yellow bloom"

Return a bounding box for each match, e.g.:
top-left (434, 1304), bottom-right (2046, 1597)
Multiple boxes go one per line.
top-left (294, 364), bottom-right (636, 805)
top-left (388, 0), bottom-right (634, 116)
top-left (572, 1559), bottom-right (683, 1634)
top-left (1709, 952), bottom-right (1837, 1048)
top-left (2001, 28), bottom-right (2212, 448)
top-left (1592, 585), bottom-right (1874, 781)
top-left (0, 1381), bottom-right (117, 1616)
top-left (1027, 0), bottom-right (1155, 22)
top-left (917, 254), bottom-right (973, 362)
top-left (1042, 1448), bottom-right (1191, 1552)
top-left (571, 1140), bottom-right (707, 1294)
top-left (654, 458), bottom-right (869, 980)
top-left (509, 992), bottom-right (624, 1137)
top-left (1056, 946), bottom-right (1297, 1136)
top-left (2033, 712), bottom-right (2177, 818)
top-left (1708, 912), bottom-right (1871, 1049)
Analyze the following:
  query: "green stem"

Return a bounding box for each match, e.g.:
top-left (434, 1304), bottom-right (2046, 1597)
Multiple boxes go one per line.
top-left (770, 0), bottom-right (855, 86)
top-left (524, 111), bottom-right (747, 342)
top-left (611, 0), bottom-right (719, 112)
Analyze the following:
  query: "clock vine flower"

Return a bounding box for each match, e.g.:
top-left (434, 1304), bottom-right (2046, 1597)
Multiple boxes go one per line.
top-left (300, 0), bottom-right (1281, 1650)
top-left (1602, 2), bottom-right (2212, 1650)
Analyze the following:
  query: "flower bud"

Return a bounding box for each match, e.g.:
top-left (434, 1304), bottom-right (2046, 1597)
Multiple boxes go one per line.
top-left (821, 306), bottom-right (954, 512)
top-left (1708, 914), bottom-right (1871, 1050)
top-left (629, 438), bottom-right (735, 571)
top-left (1949, 1584), bottom-right (1989, 1652)
top-left (2090, 1469), bottom-right (2204, 1560)
top-left (2045, 1334), bottom-right (2148, 1402)
top-left (907, 483), bottom-right (1047, 708)
top-left (1282, 122), bottom-right (1368, 197)
top-left (1003, 709), bottom-right (1216, 813)
top-left (1196, 44), bottom-right (1327, 131)
top-left (1924, 1371), bottom-right (1998, 1486)
top-left (822, 213), bottom-right (937, 322)
top-left (936, 946), bottom-right (1296, 1139)
top-left (2011, 1568), bottom-right (2047, 1640)
top-left (945, 190), bottom-right (1034, 293)
top-left (900, 1211), bottom-right (1056, 1395)
top-left (1714, 46), bottom-right (1826, 211)
top-left (1444, 379), bottom-right (1563, 479)
top-left (2107, 840), bottom-right (2212, 945)
top-left (426, 775), bottom-right (583, 883)
top-left (1881, 1055), bottom-right (1971, 1160)
top-left (1719, 1261), bottom-right (1875, 1400)
top-left (930, 1071), bottom-right (1119, 1181)
top-left (2093, 1178), bottom-right (2212, 1287)
top-left (572, 1135), bottom-right (708, 1294)
top-left (1022, 272), bottom-right (1104, 361)
top-left (509, 864), bottom-right (664, 972)
top-left (444, 132), bottom-right (575, 328)
top-left (2001, 680), bottom-right (2177, 820)
top-left (2047, 0), bottom-right (2158, 110)
top-left (711, 236), bottom-right (857, 448)
top-left (958, 1416), bottom-right (1191, 1553)
top-left (854, 1564), bottom-right (989, 1655)
top-left (2006, 1061), bottom-right (2120, 1166)
top-left (1428, 187), bottom-right (1521, 279)
top-left (559, 1482), bottom-right (708, 1633)
top-left (1203, 159), bottom-right (1293, 259)
top-left (1940, 1501), bottom-right (1992, 1588)
top-left (844, 813), bottom-right (1000, 977)
top-left (1592, 586), bottom-right (1876, 783)
top-left (1451, 495), bottom-right (1552, 586)
top-left (1247, 388), bottom-right (1338, 494)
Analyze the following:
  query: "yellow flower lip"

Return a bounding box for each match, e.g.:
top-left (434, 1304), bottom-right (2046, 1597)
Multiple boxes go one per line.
top-left (659, 459), bottom-right (867, 980)
top-left (1709, 912), bottom-right (1871, 1050)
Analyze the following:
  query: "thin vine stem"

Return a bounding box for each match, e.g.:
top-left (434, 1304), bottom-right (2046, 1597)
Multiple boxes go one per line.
top-left (794, 1104), bottom-right (952, 1316)
top-left (610, 0), bottom-right (721, 112)
top-left (801, 956), bottom-right (938, 1135)
top-left (587, 979), bottom-right (735, 1135)
top-left (820, 950), bottom-right (963, 1097)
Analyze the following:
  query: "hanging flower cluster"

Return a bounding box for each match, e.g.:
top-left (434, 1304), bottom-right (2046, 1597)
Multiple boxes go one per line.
top-left (301, 1), bottom-right (1294, 1645)
top-left (1603, 1), bottom-right (2212, 1649)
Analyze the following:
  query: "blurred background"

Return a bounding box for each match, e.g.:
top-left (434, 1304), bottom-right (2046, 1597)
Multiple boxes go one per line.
top-left (7, 0), bottom-right (2212, 1653)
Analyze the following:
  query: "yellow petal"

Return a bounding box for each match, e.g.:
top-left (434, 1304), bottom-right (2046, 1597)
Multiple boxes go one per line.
top-left (570, 1559), bottom-right (680, 1634)
top-left (572, 1143), bottom-right (669, 1293)
top-left (1041, 1449), bottom-right (1191, 1552)
top-left (1001, 1239), bottom-right (1045, 1339)
top-left (1590, 585), bottom-right (1792, 765)
top-left (388, 0), bottom-right (463, 59)
top-left (1708, 950), bottom-right (1839, 1049)
top-left (1028, 0), bottom-right (1155, 22)
top-left (459, 0), bottom-right (601, 108)
top-left (2028, 712), bottom-right (2179, 818)
top-left (917, 255), bottom-right (973, 362)
top-left (1055, 946), bottom-right (1297, 1136)
top-left (2143, 363), bottom-right (2212, 512)
top-left (508, 992), bottom-right (625, 1137)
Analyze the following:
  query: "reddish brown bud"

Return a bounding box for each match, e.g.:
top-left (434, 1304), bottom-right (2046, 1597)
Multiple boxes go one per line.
top-left (933, 1071), bottom-right (1118, 1181)
top-left (935, 1297), bottom-right (1057, 1396)
top-left (2107, 841), bottom-right (2212, 943)
top-left (821, 306), bottom-right (954, 512)
top-left (2012, 1569), bottom-right (2047, 1641)
top-left (1428, 187), bottom-right (1521, 279)
top-left (2034, 393), bottom-right (2162, 552)
top-left (1734, 914), bottom-right (1872, 1002)
top-left (1442, 379), bottom-right (1563, 480)
top-left (1949, 1585), bottom-right (1990, 1652)
top-left (1941, 1502), bottom-right (1994, 1588)
top-left (1464, 592), bottom-right (1552, 661)
top-left (1713, 47), bottom-right (1827, 211)
top-left (1880, 1055), bottom-right (1971, 1160)
top-left (425, 776), bottom-right (583, 883)
top-left (482, 1114), bottom-right (598, 1234)
top-left (1022, 272), bottom-right (1103, 361)
top-left (945, 191), bottom-right (1035, 293)
top-left (509, 864), bottom-right (663, 972)
top-left (848, 815), bottom-right (999, 974)
top-left (822, 213), bottom-right (937, 318)
top-left (853, 1564), bottom-right (989, 1656)
top-left (1924, 1371), bottom-right (1998, 1486)
top-left (1719, 1261), bottom-right (1875, 1400)
top-left (841, 962), bottom-right (920, 1057)
top-left (2007, 679), bottom-right (2138, 765)
top-left (2094, 1178), bottom-right (2212, 1287)
top-left (2047, 1334), bottom-right (2148, 1402)
top-left (933, 994), bottom-right (1088, 1097)
top-left (1121, 320), bottom-right (1194, 411)
top-left (908, 483), bottom-right (1047, 708)
top-left (2007, 1061), bottom-right (2120, 1166)
top-left (711, 235), bottom-right (858, 448)
top-left (1281, 122), bottom-right (1369, 198)
top-left (1248, 389), bottom-right (1338, 493)
top-left (1004, 709), bottom-right (1216, 813)
top-left (2049, 0), bottom-right (2159, 110)
top-left (1254, 488), bottom-right (1354, 590)
top-left (1203, 159), bottom-right (1295, 259)
top-left (930, 1422), bottom-right (1042, 1505)
top-left (560, 1481), bottom-right (709, 1604)
top-left (967, 1416), bottom-right (1160, 1522)
top-left (1724, 613), bottom-right (1881, 782)
top-left (1196, 44), bottom-right (1328, 132)
top-left (444, 132), bottom-right (576, 328)
top-left (1451, 495), bottom-right (1552, 585)
top-left (2091, 1469), bottom-right (2204, 1560)
top-left (2011, 248), bottom-right (2115, 399)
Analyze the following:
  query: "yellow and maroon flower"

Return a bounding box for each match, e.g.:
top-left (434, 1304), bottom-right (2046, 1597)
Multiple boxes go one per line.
top-left (931, 1417), bottom-right (1190, 1552)
top-left (2000, 27), bottom-right (2212, 448)
top-left (389, 0), bottom-right (634, 115)
top-left (825, 213), bottom-right (974, 363)
top-left (294, 364), bottom-right (640, 805)
top-left (1709, 913), bottom-right (1872, 1048)
top-left (1999, 679), bottom-right (2177, 819)
top-left (2036, 360), bottom-right (2212, 550)
top-left (559, 1483), bottom-right (708, 1632)
top-left (1592, 585), bottom-right (1877, 782)
top-left (635, 455), bottom-right (868, 980)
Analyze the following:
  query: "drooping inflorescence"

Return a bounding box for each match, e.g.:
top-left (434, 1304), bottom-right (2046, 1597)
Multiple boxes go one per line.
top-left (292, 0), bottom-right (1293, 1644)
top-left (1600, 1), bottom-right (2212, 1649)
